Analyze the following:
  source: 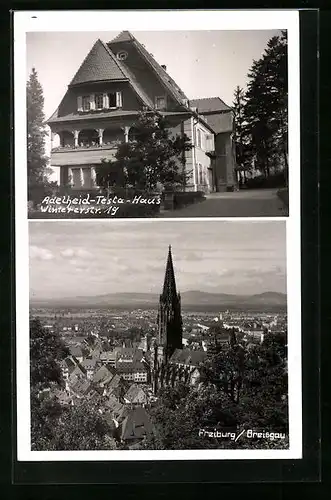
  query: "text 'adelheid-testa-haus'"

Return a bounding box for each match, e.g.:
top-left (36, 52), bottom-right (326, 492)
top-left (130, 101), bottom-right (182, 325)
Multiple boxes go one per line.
top-left (47, 31), bottom-right (236, 193)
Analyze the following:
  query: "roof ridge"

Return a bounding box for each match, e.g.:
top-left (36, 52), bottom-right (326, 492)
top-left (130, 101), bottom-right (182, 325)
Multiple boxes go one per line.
top-left (192, 96), bottom-right (223, 100)
top-left (110, 30), bottom-right (135, 43)
top-left (190, 96), bottom-right (232, 111)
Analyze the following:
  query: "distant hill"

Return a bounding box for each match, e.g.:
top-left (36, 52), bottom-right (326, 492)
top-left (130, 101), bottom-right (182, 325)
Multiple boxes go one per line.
top-left (30, 290), bottom-right (287, 310)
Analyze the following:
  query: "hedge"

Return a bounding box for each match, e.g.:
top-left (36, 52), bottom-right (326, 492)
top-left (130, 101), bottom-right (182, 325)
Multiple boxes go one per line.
top-left (162, 190), bottom-right (205, 210)
top-left (244, 172), bottom-right (286, 189)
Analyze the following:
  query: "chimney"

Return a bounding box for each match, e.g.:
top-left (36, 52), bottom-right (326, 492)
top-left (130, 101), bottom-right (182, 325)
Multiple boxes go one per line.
top-left (161, 64), bottom-right (167, 71)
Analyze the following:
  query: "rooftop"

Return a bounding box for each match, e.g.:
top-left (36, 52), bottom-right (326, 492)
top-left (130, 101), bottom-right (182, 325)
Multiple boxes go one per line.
top-left (190, 97), bottom-right (232, 113)
top-left (70, 39), bottom-right (127, 87)
top-left (169, 348), bottom-right (207, 366)
top-left (120, 407), bottom-right (153, 441)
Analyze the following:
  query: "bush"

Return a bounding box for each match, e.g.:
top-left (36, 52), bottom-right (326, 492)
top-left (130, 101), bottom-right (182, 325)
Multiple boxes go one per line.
top-left (245, 172), bottom-right (286, 189)
top-left (28, 183), bottom-right (57, 206)
top-left (162, 191), bottom-right (205, 210)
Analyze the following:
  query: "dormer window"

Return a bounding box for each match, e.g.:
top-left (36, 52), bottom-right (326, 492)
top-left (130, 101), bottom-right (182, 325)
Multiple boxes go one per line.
top-left (116, 51), bottom-right (128, 61)
top-left (155, 96), bottom-right (166, 110)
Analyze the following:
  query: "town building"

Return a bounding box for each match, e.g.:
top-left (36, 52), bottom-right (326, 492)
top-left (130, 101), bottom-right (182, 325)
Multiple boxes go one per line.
top-left (81, 357), bottom-right (99, 380)
top-left (116, 360), bottom-right (149, 384)
top-left (119, 406), bottom-right (153, 446)
top-left (123, 384), bottom-right (148, 405)
top-left (47, 31), bottom-right (236, 193)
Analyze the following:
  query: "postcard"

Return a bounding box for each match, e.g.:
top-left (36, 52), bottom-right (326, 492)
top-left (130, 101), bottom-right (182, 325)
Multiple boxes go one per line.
top-left (14, 9), bottom-right (302, 464)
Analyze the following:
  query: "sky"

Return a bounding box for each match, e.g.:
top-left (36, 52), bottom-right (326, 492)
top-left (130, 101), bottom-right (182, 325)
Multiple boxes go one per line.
top-left (26, 30), bottom-right (282, 121)
top-left (29, 220), bottom-right (286, 300)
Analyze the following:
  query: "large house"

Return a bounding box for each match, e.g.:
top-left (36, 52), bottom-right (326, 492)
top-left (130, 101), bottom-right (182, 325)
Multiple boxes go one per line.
top-left (47, 31), bottom-right (236, 193)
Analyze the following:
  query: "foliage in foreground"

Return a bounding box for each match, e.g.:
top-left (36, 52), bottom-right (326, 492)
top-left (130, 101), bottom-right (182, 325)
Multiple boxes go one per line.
top-left (96, 110), bottom-right (192, 192)
top-left (30, 317), bottom-right (113, 450)
top-left (232, 31), bottom-right (288, 181)
top-left (27, 68), bottom-right (57, 203)
top-left (144, 332), bottom-right (288, 450)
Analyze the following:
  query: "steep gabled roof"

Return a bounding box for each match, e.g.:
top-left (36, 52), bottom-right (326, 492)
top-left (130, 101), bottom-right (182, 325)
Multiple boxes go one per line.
top-left (190, 97), bottom-right (232, 113)
top-left (109, 31), bottom-right (189, 107)
top-left (121, 407), bottom-right (153, 441)
top-left (124, 384), bottom-right (147, 403)
top-left (70, 39), bottom-right (128, 86)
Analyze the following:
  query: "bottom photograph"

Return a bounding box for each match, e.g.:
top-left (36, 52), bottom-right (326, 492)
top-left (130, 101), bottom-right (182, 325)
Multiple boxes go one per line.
top-left (28, 220), bottom-right (288, 452)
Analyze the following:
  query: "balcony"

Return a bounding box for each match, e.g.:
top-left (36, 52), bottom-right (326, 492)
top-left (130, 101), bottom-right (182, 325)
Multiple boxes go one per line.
top-left (51, 143), bottom-right (119, 166)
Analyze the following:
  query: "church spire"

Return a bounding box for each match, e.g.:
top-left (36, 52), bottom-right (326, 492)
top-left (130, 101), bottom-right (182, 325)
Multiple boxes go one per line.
top-left (162, 245), bottom-right (178, 301)
top-left (156, 246), bottom-right (183, 368)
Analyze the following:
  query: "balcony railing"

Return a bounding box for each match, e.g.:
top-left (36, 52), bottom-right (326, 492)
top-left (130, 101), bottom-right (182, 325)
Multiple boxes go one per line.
top-left (51, 141), bottom-right (122, 153)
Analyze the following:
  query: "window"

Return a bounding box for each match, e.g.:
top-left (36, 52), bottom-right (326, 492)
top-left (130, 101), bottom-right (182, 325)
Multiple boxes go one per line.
top-left (71, 168), bottom-right (82, 189)
top-left (116, 51), bottom-right (128, 61)
top-left (82, 96), bottom-right (90, 112)
top-left (108, 93), bottom-right (117, 108)
top-left (107, 92), bottom-right (122, 108)
top-left (206, 134), bottom-right (213, 151)
top-left (197, 129), bottom-right (202, 149)
top-left (155, 96), bottom-right (166, 110)
top-left (199, 164), bottom-right (203, 185)
top-left (95, 93), bottom-right (103, 110)
top-left (82, 168), bottom-right (92, 189)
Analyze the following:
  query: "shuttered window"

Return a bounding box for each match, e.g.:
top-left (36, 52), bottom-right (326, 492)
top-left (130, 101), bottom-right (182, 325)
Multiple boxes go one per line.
top-left (95, 93), bottom-right (103, 110)
top-left (197, 129), bottom-right (202, 149)
top-left (82, 96), bottom-right (90, 112)
top-left (108, 92), bottom-right (117, 108)
top-left (89, 94), bottom-right (95, 111)
top-left (77, 96), bottom-right (83, 112)
top-left (103, 93), bottom-right (109, 108)
top-left (78, 91), bottom-right (122, 111)
top-left (116, 91), bottom-right (122, 108)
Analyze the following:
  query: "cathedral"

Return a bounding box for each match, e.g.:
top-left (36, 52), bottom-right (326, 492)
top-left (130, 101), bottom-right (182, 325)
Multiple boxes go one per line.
top-left (156, 245), bottom-right (183, 365)
top-left (150, 246), bottom-right (206, 394)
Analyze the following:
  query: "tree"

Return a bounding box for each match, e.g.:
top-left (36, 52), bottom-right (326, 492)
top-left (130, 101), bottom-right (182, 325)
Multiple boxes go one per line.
top-left (243, 31), bottom-right (288, 179)
top-left (27, 68), bottom-right (55, 202)
top-left (31, 397), bottom-right (116, 451)
top-left (96, 111), bottom-right (192, 192)
top-left (232, 86), bottom-right (251, 184)
top-left (30, 317), bottom-right (68, 389)
top-left (30, 318), bottom-right (117, 451)
top-left (145, 330), bottom-right (288, 450)
top-left (200, 343), bottom-right (245, 403)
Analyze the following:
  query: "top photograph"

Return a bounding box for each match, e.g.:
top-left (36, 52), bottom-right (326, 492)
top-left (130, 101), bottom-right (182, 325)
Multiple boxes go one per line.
top-left (26, 29), bottom-right (290, 218)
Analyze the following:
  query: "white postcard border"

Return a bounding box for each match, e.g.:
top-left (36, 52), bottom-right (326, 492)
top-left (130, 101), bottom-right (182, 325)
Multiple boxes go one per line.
top-left (14, 9), bottom-right (301, 461)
